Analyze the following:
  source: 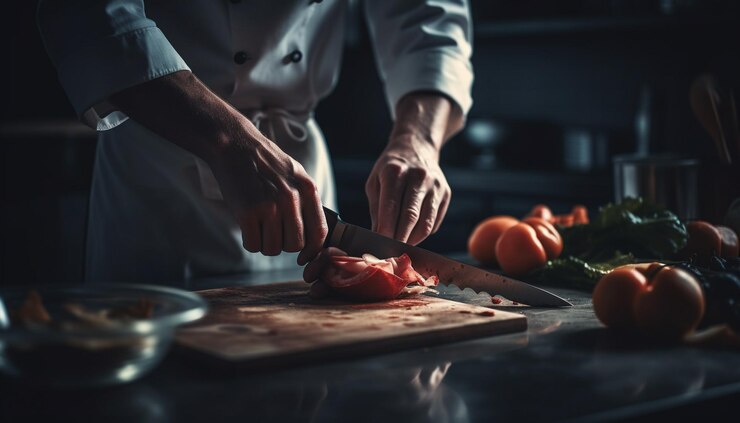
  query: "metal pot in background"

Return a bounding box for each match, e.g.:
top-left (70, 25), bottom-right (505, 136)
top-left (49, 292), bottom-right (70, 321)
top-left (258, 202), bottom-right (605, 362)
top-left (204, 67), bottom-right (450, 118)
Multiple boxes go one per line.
top-left (612, 153), bottom-right (700, 220)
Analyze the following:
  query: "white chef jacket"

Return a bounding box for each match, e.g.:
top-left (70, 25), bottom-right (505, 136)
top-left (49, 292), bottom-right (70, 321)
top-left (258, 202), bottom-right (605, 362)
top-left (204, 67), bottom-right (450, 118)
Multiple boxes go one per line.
top-left (37, 0), bottom-right (474, 284)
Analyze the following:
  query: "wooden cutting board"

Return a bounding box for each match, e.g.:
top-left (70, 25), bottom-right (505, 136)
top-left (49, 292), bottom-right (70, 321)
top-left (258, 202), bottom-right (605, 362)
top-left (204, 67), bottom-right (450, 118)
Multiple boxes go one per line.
top-left (175, 282), bottom-right (527, 371)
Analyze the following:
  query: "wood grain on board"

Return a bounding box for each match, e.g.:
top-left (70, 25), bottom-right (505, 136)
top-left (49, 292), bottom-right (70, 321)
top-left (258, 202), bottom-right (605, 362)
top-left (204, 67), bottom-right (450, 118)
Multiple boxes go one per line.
top-left (175, 282), bottom-right (527, 370)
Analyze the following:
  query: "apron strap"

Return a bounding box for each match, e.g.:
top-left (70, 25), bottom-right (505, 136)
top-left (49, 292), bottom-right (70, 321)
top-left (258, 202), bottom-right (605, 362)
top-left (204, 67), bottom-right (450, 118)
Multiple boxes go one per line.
top-left (249, 109), bottom-right (308, 143)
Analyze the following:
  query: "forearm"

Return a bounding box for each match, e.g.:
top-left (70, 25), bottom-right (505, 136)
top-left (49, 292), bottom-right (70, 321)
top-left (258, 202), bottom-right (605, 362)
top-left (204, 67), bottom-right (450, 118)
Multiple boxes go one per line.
top-left (108, 70), bottom-right (257, 163)
top-left (390, 92), bottom-right (464, 153)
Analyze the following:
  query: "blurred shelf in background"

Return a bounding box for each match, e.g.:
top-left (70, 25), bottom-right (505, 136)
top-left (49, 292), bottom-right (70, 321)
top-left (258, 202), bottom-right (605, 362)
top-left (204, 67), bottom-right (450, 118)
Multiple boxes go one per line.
top-left (470, 0), bottom-right (740, 23)
top-left (475, 15), bottom-right (737, 37)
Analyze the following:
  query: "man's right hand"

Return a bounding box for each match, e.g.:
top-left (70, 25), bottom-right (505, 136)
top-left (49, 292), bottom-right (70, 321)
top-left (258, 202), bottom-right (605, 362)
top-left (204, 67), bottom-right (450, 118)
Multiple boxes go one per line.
top-left (208, 124), bottom-right (327, 265)
top-left (109, 70), bottom-right (327, 265)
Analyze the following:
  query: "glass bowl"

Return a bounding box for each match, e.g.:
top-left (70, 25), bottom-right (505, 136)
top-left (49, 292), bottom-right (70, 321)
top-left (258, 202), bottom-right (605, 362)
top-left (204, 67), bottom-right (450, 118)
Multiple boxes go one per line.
top-left (0, 283), bottom-right (207, 388)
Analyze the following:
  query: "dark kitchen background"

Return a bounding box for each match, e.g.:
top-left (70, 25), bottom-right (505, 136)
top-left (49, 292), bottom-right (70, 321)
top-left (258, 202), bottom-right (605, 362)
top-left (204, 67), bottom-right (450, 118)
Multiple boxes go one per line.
top-left (2, 0), bottom-right (739, 285)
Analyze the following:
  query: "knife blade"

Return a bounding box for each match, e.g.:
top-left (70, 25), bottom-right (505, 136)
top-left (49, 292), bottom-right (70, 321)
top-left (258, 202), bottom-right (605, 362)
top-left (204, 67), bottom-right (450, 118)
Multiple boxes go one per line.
top-left (323, 207), bottom-right (572, 307)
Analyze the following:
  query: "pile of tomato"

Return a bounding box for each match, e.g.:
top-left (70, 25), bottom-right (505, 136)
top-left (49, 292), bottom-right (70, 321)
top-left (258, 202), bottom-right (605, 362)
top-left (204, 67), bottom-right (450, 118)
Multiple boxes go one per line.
top-left (468, 203), bottom-right (740, 342)
top-left (592, 220), bottom-right (739, 341)
top-left (467, 204), bottom-right (584, 277)
top-left (592, 262), bottom-right (705, 340)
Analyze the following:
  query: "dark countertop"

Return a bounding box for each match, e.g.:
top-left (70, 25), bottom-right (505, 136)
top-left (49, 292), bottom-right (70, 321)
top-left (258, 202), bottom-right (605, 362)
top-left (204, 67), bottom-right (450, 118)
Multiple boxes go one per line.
top-left (3, 266), bottom-right (740, 422)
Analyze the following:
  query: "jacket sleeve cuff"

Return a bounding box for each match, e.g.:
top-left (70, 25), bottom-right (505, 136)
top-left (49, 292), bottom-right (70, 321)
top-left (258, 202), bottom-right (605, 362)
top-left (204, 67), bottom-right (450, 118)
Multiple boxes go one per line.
top-left (383, 49), bottom-right (474, 120)
top-left (55, 26), bottom-right (190, 131)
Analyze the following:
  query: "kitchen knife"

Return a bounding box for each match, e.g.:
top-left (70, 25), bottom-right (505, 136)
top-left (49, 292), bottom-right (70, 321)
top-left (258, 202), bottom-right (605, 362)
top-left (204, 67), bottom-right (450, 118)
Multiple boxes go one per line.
top-left (323, 207), bottom-right (572, 307)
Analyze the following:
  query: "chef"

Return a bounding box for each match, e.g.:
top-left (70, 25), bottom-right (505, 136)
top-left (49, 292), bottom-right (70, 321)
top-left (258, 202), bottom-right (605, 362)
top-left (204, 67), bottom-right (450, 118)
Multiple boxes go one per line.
top-left (37, 0), bottom-right (473, 284)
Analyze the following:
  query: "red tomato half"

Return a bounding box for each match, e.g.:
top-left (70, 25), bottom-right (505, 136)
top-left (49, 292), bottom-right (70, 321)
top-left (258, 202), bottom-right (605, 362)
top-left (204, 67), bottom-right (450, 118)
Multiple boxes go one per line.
top-left (321, 254), bottom-right (437, 302)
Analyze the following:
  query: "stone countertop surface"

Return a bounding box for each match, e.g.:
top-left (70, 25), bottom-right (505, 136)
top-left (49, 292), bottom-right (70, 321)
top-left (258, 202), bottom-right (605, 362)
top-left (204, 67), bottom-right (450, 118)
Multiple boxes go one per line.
top-left (2, 265), bottom-right (740, 422)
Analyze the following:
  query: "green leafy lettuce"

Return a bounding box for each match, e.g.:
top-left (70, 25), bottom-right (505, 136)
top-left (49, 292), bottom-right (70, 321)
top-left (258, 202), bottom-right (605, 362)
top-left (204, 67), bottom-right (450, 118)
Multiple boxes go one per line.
top-left (526, 197), bottom-right (688, 289)
top-left (559, 197), bottom-right (688, 262)
top-left (528, 253), bottom-right (635, 289)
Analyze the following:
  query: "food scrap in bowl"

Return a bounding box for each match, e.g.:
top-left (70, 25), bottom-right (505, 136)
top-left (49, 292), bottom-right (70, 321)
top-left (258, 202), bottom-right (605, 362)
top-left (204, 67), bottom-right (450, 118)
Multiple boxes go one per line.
top-left (11, 290), bottom-right (154, 330)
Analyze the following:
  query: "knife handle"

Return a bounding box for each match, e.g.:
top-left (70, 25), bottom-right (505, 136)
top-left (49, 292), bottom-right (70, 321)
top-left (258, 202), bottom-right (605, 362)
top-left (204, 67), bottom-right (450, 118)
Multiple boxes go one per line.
top-left (322, 207), bottom-right (341, 249)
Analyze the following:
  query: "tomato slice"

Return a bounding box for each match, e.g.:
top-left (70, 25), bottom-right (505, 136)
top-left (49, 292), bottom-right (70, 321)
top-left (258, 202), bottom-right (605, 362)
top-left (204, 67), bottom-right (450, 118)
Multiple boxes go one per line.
top-left (320, 253), bottom-right (437, 302)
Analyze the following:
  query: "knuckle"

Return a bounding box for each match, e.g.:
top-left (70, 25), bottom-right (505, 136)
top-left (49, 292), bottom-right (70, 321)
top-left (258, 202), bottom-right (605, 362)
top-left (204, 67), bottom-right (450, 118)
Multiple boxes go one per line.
top-left (279, 186), bottom-right (300, 206)
top-left (411, 185), bottom-right (426, 199)
top-left (262, 178), bottom-right (280, 196)
top-left (260, 202), bottom-right (278, 217)
top-left (298, 177), bottom-right (318, 195)
top-left (383, 162), bottom-right (404, 178)
top-left (285, 232), bottom-right (304, 253)
top-left (292, 159), bottom-right (308, 175)
top-left (408, 167), bottom-right (428, 181)
top-left (253, 201), bottom-right (266, 212)
top-left (307, 222), bottom-right (329, 247)
top-left (423, 217), bottom-right (436, 233)
top-left (430, 190), bottom-right (443, 205)
top-left (404, 207), bottom-right (421, 221)
top-left (317, 221), bottom-right (329, 241)
top-left (407, 192), bottom-right (425, 209)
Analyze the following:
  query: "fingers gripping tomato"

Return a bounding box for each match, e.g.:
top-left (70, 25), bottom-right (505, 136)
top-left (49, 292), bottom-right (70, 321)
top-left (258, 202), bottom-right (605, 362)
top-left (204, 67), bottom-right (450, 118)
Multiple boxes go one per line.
top-left (592, 263), bottom-right (705, 341)
top-left (495, 217), bottom-right (563, 277)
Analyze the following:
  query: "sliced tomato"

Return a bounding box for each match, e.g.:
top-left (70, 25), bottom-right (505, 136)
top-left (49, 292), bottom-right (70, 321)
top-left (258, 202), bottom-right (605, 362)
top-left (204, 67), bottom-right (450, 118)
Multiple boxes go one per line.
top-left (320, 253), bottom-right (437, 302)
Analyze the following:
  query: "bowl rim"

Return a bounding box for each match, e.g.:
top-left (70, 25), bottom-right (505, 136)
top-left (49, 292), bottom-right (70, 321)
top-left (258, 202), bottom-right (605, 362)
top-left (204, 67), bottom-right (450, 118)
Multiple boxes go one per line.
top-left (0, 283), bottom-right (208, 341)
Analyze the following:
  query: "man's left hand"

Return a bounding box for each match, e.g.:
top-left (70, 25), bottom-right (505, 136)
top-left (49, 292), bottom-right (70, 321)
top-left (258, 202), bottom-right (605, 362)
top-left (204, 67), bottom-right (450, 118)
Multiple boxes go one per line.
top-left (366, 134), bottom-right (450, 245)
top-left (365, 93), bottom-right (463, 246)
